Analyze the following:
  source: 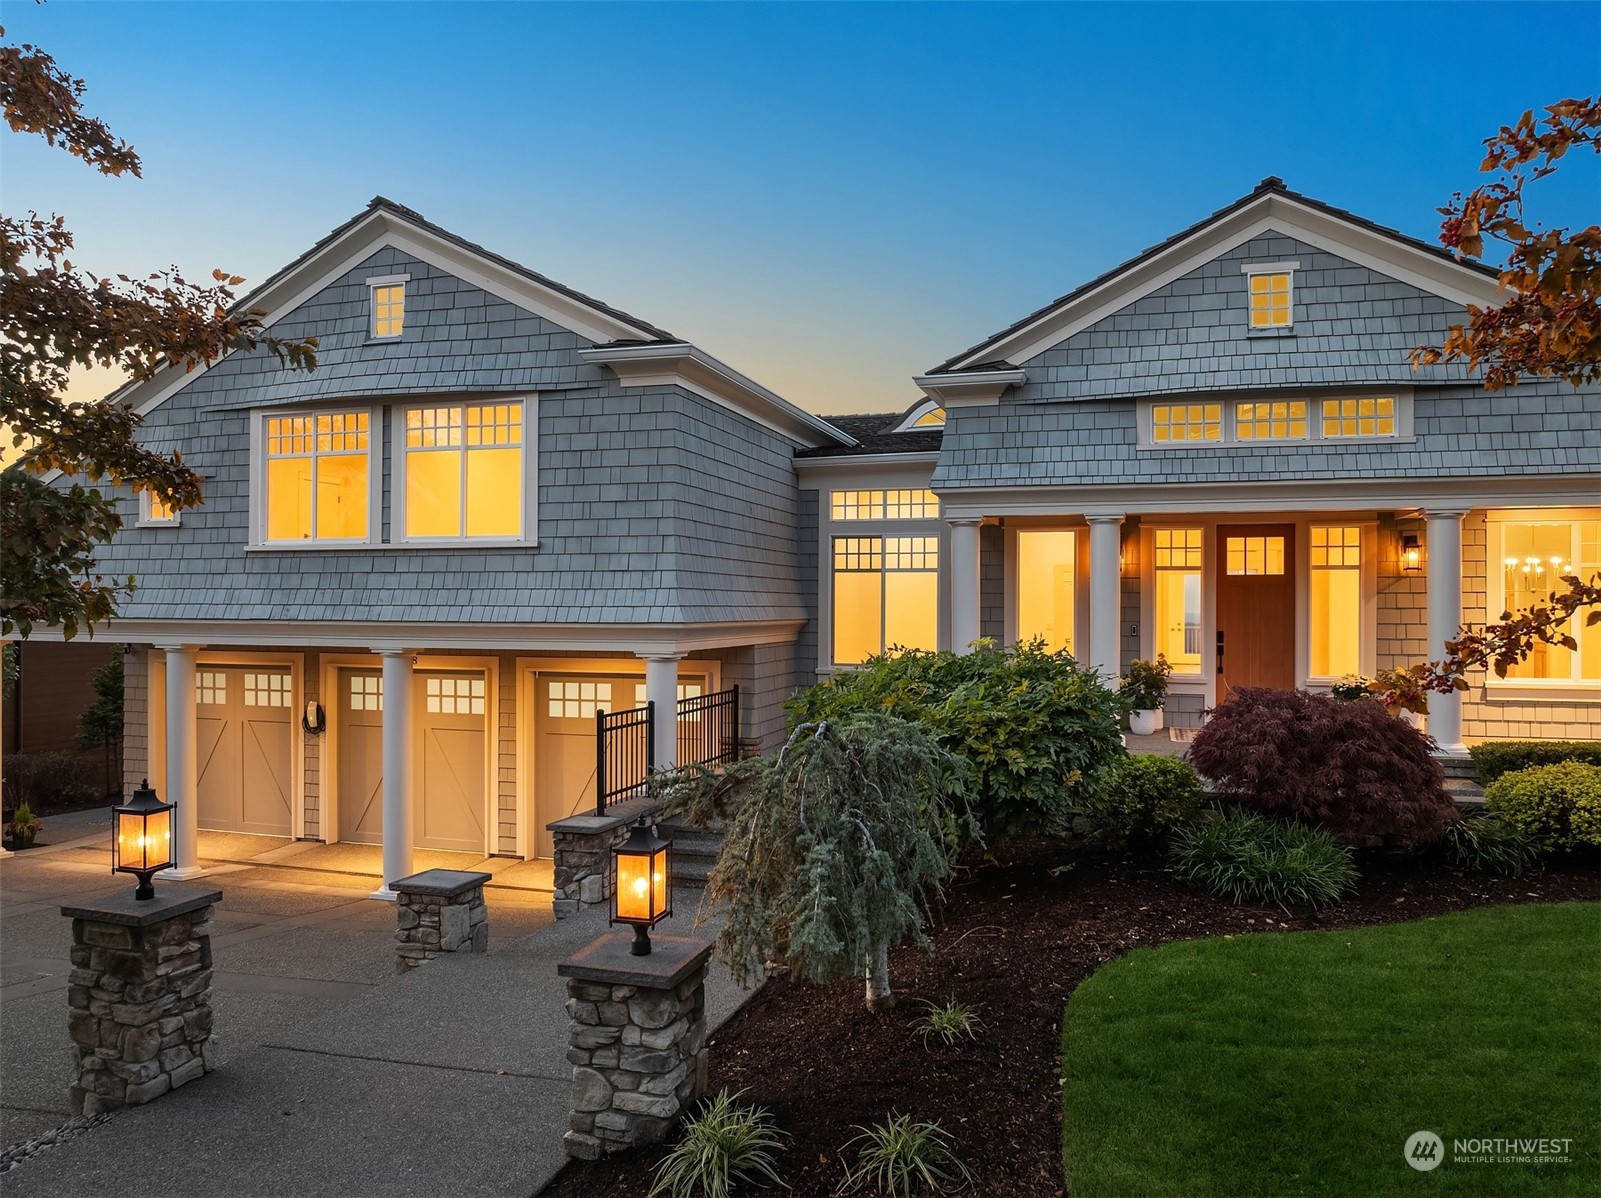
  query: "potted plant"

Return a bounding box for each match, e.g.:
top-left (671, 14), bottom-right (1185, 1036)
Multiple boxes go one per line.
top-left (4, 802), bottom-right (43, 850)
top-left (1120, 655), bottom-right (1173, 736)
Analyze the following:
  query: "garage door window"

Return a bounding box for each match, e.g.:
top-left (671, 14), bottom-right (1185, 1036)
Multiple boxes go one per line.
top-left (349, 675), bottom-right (383, 711)
top-left (426, 676), bottom-right (485, 715)
top-left (548, 680), bottom-right (612, 719)
top-left (245, 673), bottom-right (291, 707)
top-left (196, 671), bottom-right (227, 705)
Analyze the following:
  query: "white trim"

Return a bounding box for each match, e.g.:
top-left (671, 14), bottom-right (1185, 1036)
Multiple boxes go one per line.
top-left (135, 490), bottom-right (181, 528)
top-left (1240, 260), bottom-right (1302, 275)
top-left (940, 193), bottom-right (1503, 372)
top-left (251, 404), bottom-right (380, 547)
top-left (390, 396), bottom-right (538, 546)
top-left (580, 342), bottom-right (849, 448)
top-left (1135, 388), bottom-right (1415, 450)
top-left (911, 368), bottom-right (1028, 408)
top-left (793, 451), bottom-right (941, 473)
top-left (364, 273), bottom-right (411, 287)
top-left (889, 398), bottom-right (947, 433)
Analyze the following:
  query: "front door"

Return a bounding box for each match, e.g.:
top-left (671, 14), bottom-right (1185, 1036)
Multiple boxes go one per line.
top-left (1216, 524), bottom-right (1295, 695)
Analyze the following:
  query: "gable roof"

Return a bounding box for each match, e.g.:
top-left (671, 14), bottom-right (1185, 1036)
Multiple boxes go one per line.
top-left (927, 177), bottom-right (1504, 376)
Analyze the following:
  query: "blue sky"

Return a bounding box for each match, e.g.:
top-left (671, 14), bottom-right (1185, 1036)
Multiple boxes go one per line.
top-left (4, 1), bottom-right (1598, 414)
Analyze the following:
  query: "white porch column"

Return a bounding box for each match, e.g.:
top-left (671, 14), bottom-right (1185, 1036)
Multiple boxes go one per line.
top-left (1425, 509), bottom-right (1469, 755)
top-left (948, 518), bottom-right (983, 653)
top-left (372, 647), bottom-right (416, 900)
top-left (1087, 514), bottom-right (1125, 685)
top-left (0, 640), bottom-right (11, 859)
top-left (157, 644), bottom-right (206, 880)
top-left (641, 654), bottom-right (683, 769)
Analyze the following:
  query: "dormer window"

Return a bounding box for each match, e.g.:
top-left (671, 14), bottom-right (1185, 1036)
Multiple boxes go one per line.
top-left (890, 398), bottom-right (947, 433)
top-left (1242, 262), bottom-right (1298, 331)
top-left (368, 274), bottom-right (409, 339)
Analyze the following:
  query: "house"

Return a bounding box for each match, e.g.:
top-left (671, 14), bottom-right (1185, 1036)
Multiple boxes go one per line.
top-left (79, 181), bottom-right (1598, 892)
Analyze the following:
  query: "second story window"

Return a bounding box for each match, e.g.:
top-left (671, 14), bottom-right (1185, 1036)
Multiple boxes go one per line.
top-left (368, 275), bottom-right (408, 338)
top-left (1321, 396), bottom-right (1396, 438)
top-left (263, 411), bottom-right (372, 542)
top-left (1242, 261), bottom-right (1298, 331)
top-left (1151, 403), bottom-right (1221, 443)
top-left (402, 401), bottom-right (525, 540)
top-left (141, 490), bottom-right (178, 525)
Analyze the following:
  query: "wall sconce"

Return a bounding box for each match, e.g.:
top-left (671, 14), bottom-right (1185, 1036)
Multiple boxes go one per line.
top-left (1401, 534), bottom-right (1422, 574)
top-left (113, 780), bottom-right (174, 900)
top-left (612, 817), bottom-right (672, 955)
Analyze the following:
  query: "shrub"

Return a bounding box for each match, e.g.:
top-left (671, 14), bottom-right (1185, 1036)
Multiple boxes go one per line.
top-left (1079, 754), bottom-right (1205, 846)
top-left (2, 750), bottom-right (97, 812)
top-left (1172, 811), bottom-right (1358, 908)
top-left (1469, 740), bottom-right (1601, 784)
top-left (1438, 808), bottom-right (1542, 877)
top-left (841, 1115), bottom-right (971, 1196)
top-left (1118, 655), bottom-right (1173, 713)
top-left (1187, 688), bottom-right (1455, 848)
top-left (788, 639), bottom-right (1124, 838)
top-left (1483, 761), bottom-right (1601, 854)
top-left (913, 998), bottom-right (983, 1048)
top-left (649, 1089), bottom-right (785, 1198)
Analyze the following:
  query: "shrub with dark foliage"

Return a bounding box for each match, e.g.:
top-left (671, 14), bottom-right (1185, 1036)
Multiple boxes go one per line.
top-left (1187, 688), bottom-right (1456, 848)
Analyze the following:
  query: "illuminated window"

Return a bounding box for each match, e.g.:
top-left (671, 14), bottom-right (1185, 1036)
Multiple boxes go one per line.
top-left (1236, 400), bottom-right (1308, 440)
top-left (1016, 530), bottom-right (1077, 654)
top-left (196, 671), bottom-right (227, 706)
top-left (1151, 403), bottom-right (1221, 443)
top-left (1321, 397), bottom-right (1396, 438)
top-left (832, 535), bottom-right (939, 664)
top-left (425, 675), bottom-right (485, 715)
top-left (1248, 271), bottom-right (1293, 328)
top-left (1310, 527), bottom-right (1362, 677)
top-left (371, 283), bottom-right (405, 338)
top-left (243, 673), bottom-right (291, 708)
top-left (1153, 529), bottom-right (1202, 672)
top-left (912, 407), bottom-right (946, 427)
top-left (633, 681), bottom-right (704, 707)
top-left (349, 675), bottom-right (383, 711)
top-left (830, 489), bottom-right (940, 521)
top-left (403, 402), bottom-right (524, 539)
top-left (142, 491), bottom-right (178, 524)
top-left (263, 411), bottom-right (371, 541)
top-left (1225, 536), bottom-right (1286, 576)
top-left (1498, 520), bottom-right (1601, 682)
top-left (548, 680), bottom-right (614, 719)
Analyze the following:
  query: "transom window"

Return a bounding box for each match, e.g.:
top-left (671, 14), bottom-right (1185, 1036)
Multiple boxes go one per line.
top-left (1226, 536), bottom-right (1285, 576)
top-left (403, 402), bottom-right (524, 539)
top-left (1153, 529), bottom-right (1202, 673)
top-left (1497, 520), bottom-right (1601, 682)
top-left (263, 411), bottom-right (371, 542)
top-left (832, 535), bottom-right (939, 664)
top-left (371, 283), bottom-right (405, 338)
top-left (830, 489), bottom-right (940, 521)
top-left (1151, 403), bottom-right (1221, 443)
top-left (426, 675), bottom-right (485, 715)
top-left (1310, 527), bottom-right (1362, 676)
top-left (1322, 397), bottom-right (1395, 438)
top-left (1236, 400), bottom-right (1307, 440)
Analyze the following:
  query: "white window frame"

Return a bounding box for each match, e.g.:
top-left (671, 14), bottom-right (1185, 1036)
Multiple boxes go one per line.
top-left (828, 532), bottom-right (942, 667)
top-left (249, 406), bottom-right (380, 548)
top-left (136, 489), bottom-right (180, 528)
top-left (367, 273), bottom-right (410, 340)
top-left (1136, 389), bottom-right (1413, 449)
top-left (391, 396), bottom-right (539, 546)
top-left (1241, 260), bottom-right (1299, 333)
top-left (890, 398), bottom-right (947, 432)
top-left (1485, 510), bottom-right (1601, 693)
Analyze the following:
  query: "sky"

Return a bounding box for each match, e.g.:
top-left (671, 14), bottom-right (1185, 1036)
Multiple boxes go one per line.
top-left (4, 1), bottom-right (1599, 416)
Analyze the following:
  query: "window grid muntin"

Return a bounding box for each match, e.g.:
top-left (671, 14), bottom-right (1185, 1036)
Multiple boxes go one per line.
top-left (1321, 396), bottom-right (1396, 438)
top-left (1153, 528), bottom-right (1202, 569)
top-left (372, 284), bottom-right (404, 338)
top-left (1225, 536), bottom-right (1285, 576)
top-left (1236, 400), bottom-right (1308, 441)
top-left (425, 675), bottom-right (486, 715)
top-left (831, 533), bottom-right (940, 663)
top-left (1249, 271), bottom-right (1292, 327)
top-left (1311, 525), bottom-right (1361, 568)
top-left (349, 675), bottom-right (383, 711)
top-left (402, 400), bottom-right (525, 539)
top-left (547, 680), bottom-right (614, 720)
top-left (196, 671), bottom-right (227, 706)
top-left (830, 489), bottom-right (940, 521)
top-left (1151, 403), bottom-right (1221, 443)
top-left (263, 410), bottom-right (371, 542)
top-left (244, 672), bottom-right (291, 708)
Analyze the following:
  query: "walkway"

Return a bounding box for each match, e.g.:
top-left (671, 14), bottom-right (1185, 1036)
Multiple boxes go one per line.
top-left (1, 808), bottom-right (745, 1197)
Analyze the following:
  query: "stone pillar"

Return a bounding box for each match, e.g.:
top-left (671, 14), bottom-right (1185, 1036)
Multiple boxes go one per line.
top-left (62, 887), bottom-right (222, 1114)
top-left (373, 647), bottom-right (415, 899)
top-left (1087, 514), bottom-right (1125, 685)
top-left (559, 932), bottom-right (711, 1160)
top-left (548, 813), bottom-right (636, 918)
top-left (390, 869), bottom-right (490, 972)
top-left (641, 654), bottom-right (683, 769)
top-left (1425, 509), bottom-right (1469, 755)
top-left (157, 644), bottom-right (205, 880)
top-left (948, 518), bottom-right (982, 653)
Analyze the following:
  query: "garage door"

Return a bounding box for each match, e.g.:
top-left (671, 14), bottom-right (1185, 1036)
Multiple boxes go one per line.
top-left (534, 674), bottom-right (635, 857)
top-left (337, 669), bottom-right (384, 845)
top-left (195, 666), bottom-right (294, 836)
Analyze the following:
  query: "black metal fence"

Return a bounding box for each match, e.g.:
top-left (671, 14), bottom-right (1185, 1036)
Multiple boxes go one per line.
top-left (677, 685), bottom-right (741, 769)
top-left (595, 702), bottom-right (653, 815)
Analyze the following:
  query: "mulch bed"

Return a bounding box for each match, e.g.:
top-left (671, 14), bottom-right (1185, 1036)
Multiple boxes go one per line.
top-left (542, 841), bottom-right (1598, 1198)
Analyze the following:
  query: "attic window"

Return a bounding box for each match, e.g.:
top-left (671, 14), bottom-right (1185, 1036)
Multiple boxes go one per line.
top-left (1241, 262), bottom-right (1299, 331)
top-left (367, 274), bottom-right (410, 339)
top-left (890, 399), bottom-right (947, 433)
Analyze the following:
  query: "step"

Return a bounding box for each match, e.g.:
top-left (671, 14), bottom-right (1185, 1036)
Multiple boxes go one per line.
top-left (1436, 753), bottom-right (1478, 781)
top-left (1445, 776), bottom-right (1485, 809)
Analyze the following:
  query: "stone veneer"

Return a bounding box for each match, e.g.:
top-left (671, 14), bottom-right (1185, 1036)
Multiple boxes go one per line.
top-left (558, 931), bottom-right (711, 1159)
top-left (549, 805), bottom-right (657, 919)
top-left (391, 869), bottom-right (491, 972)
top-left (63, 887), bottom-right (222, 1115)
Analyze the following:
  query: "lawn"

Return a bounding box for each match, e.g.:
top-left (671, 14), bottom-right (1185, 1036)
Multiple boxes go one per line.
top-left (1062, 902), bottom-right (1601, 1197)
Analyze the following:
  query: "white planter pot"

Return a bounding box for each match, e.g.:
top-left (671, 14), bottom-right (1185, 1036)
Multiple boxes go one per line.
top-left (1129, 708), bottom-right (1163, 736)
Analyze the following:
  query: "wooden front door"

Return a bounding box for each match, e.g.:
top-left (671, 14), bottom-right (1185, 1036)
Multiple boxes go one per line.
top-left (1216, 524), bottom-right (1296, 695)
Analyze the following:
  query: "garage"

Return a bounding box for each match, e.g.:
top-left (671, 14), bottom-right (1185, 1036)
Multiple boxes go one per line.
top-left (195, 665), bottom-right (295, 836)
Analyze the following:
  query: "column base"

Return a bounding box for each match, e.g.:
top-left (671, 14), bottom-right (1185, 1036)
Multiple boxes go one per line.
top-left (1433, 743), bottom-right (1469, 758)
top-left (158, 865), bottom-right (209, 882)
top-left (0, 846), bottom-right (14, 860)
top-left (368, 885), bottom-right (399, 902)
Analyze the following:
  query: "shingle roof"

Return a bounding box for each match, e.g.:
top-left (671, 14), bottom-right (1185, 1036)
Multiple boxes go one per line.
top-left (928, 176), bottom-right (1500, 375)
top-left (794, 413), bottom-right (943, 458)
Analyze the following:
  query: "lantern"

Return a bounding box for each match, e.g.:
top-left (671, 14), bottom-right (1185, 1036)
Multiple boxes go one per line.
top-left (1401, 533), bottom-right (1422, 573)
top-left (611, 817), bottom-right (672, 955)
top-left (113, 780), bottom-right (175, 900)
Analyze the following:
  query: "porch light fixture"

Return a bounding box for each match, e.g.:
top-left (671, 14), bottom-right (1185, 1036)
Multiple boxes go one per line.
top-left (611, 817), bottom-right (672, 956)
top-left (1401, 534), bottom-right (1422, 573)
top-left (112, 780), bottom-right (174, 901)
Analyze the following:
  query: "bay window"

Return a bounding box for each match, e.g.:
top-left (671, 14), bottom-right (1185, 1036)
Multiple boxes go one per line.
top-left (1497, 519), bottom-right (1601, 682)
top-left (402, 401), bottom-right (525, 540)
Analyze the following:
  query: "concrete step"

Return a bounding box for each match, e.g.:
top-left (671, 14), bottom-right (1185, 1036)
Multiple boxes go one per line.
top-left (1445, 775), bottom-right (1485, 808)
top-left (661, 818), bottom-right (723, 889)
top-left (1437, 753), bottom-right (1478, 781)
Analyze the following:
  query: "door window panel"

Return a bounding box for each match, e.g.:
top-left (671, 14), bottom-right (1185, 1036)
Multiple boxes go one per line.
top-left (1225, 536), bottom-right (1285, 576)
top-left (1310, 526), bottom-right (1362, 677)
top-left (1153, 529), bottom-right (1202, 672)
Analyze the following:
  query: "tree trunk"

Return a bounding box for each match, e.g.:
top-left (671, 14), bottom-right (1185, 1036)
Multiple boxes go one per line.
top-left (864, 937), bottom-right (895, 1012)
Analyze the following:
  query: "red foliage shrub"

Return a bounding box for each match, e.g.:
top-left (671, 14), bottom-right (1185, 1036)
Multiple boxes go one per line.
top-left (1188, 688), bottom-right (1456, 848)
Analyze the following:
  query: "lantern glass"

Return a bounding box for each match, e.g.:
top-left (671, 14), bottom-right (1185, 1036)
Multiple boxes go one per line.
top-left (612, 818), bottom-right (672, 934)
top-left (117, 806), bottom-right (171, 872)
top-left (616, 849), bottom-right (655, 923)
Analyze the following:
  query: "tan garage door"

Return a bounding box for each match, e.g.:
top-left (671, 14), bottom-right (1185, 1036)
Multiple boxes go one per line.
top-left (337, 669), bottom-right (384, 845)
top-left (195, 666), bottom-right (294, 836)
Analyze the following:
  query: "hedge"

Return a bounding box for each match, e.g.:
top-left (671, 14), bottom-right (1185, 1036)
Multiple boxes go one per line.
top-left (1468, 740), bottom-right (1601, 784)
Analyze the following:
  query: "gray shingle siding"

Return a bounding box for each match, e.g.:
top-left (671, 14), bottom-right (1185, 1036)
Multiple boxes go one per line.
top-left (98, 251), bottom-right (807, 626)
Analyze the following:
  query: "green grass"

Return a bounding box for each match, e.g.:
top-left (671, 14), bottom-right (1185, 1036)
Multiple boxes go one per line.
top-left (1062, 903), bottom-right (1601, 1197)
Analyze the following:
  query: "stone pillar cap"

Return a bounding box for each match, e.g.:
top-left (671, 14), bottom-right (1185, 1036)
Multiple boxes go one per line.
top-left (560, 931), bottom-right (712, 989)
top-left (390, 869), bottom-right (492, 898)
top-left (61, 886), bottom-right (223, 926)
